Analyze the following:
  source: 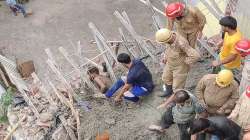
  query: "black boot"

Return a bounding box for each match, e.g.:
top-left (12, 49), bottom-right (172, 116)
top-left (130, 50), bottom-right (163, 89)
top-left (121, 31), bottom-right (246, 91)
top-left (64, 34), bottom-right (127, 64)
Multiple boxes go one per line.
top-left (158, 84), bottom-right (173, 97)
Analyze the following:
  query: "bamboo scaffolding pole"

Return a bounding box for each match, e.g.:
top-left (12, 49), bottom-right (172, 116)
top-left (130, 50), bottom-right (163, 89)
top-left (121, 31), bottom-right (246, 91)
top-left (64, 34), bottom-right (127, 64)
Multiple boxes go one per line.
top-left (49, 81), bottom-right (81, 140)
top-left (58, 47), bottom-right (99, 92)
top-left (88, 22), bottom-right (117, 82)
top-left (114, 11), bottom-right (158, 62)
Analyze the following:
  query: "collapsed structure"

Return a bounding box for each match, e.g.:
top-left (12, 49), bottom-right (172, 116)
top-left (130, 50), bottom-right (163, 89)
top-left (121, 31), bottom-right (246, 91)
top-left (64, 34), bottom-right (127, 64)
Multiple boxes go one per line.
top-left (1, 0), bottom-right (249, 139)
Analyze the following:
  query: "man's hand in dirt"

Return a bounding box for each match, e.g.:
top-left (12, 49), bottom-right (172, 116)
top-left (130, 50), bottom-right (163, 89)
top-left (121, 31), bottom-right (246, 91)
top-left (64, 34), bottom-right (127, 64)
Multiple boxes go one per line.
top-left (114, 95), bottom-right (122, 103)
top-left (212, 60), bottom-right (221, 67)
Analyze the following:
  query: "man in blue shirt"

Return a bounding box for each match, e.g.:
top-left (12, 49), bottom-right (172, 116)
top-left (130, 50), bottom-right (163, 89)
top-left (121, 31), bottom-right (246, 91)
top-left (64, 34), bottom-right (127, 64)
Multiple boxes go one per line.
top-left (6, 0), bottom-right (27, 17)
top-left (105, 53), bottom-right (154, 102)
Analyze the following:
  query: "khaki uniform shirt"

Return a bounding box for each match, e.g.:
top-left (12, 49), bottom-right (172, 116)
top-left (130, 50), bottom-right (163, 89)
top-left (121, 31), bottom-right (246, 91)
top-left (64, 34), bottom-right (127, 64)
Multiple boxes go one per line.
top-left (239, 56), bottom-right (250, 94)
top-left (169, 6), bottom-right (206, 34)
top-left (195, 74), bottom-right (239, 114)
top-left (231, 92), bottom-right (250, 129)
top-left (165, 32), bottom-right (200, 66)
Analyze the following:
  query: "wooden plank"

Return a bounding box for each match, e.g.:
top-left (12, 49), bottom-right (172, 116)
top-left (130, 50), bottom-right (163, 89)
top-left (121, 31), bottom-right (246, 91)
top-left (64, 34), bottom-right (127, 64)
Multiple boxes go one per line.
top-left (10, 73), bottom-right (40, 118)
top-left (121, 11), bottom-right (145, 56)
top-left (88, 23), bottom-right (118, 63)
top-left (138, 0), bottom-right (165, 16)
top-left (49, 81), bottom-right (81, 140)
top-left (45, 48), bottom-right (58, 67)
top-left (88, 22), bottom-right (117, 82)
top-left (31, 72), bottom-right (55, 105)
top-left (83, 57), bottom-right (102, 70)
top-left (199, 0), bottom-right (222, 20)
top-left (114, 11), bottom-right (158, 62)
top-left (209, 0), bottom-right (224, 15)
top-left (77, 41), bottom-right (82, 59)
top-left (121, 11), bottom-right (132, 25)
top-left (118, 28), bottom-right (137, 57)
top-left (4, 115), bottom-right (27, 140)
top-left (46, 59), bottom-right (75, 104)
top-left (146, 0), bottom-right (164, 30)
top-left (59, 116), bottom-right (77, 140)
top-left (58, 47), bottom-right (99, 92)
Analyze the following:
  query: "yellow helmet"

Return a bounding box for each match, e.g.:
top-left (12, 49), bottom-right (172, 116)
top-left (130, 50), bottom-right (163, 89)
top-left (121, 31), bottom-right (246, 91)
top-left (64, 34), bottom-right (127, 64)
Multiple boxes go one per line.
top-left (216, 69), bottom-right (234, 87)
top-left (155, 28), bottom-right (172, 43)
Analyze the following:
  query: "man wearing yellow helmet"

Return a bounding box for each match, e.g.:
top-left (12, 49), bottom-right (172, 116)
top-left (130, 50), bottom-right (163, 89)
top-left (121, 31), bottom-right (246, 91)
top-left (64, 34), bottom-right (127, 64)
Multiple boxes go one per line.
top-left (155, 28), bottom-right (200, 97)
top-left (195, 69), bottom-right (239, 116)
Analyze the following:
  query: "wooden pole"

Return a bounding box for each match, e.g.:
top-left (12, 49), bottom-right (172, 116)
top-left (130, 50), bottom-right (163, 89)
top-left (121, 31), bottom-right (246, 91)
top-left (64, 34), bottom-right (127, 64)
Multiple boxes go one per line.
top-left (4, 115), bottom-right (27, 140)
top-left (59, 115), bottom-right (77, 140)
top-left (114, 11), bottom-right (158, 62)
top-left (138, 0), bottom-right (165, 16)
top-left (10, 73), bottom-right (40, 118)
top-left (88, 23), bottom-right (118, 63)
top-left (49, 81), bottom-right (81, 140)
top-left (118, 28), bottom-right (137, 57)
top-left (45, 48), bottom-right (58, 68)
top-left (88, 22), bottom-right (117, 82)
top-left (58, 47), bottom-right (99, 92)
top-left (31, 72), bottom-right (55, 105)
top-left (46, 59), bottom-right (75, 104)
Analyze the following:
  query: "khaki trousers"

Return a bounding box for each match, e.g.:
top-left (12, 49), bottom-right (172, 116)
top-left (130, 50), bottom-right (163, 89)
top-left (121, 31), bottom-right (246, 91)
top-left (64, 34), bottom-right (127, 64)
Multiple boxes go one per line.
top-left (178, 30), bottom-right (198, 48)
top-left (162, 63), bottom-right (190, 91)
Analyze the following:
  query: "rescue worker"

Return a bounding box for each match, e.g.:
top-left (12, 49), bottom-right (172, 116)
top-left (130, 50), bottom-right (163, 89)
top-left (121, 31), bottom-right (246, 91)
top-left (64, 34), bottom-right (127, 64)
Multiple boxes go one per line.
top-left (212, 16), bottom-right (242, 75)
top-left (165, 2), bottom-right (206, 48)
top-left (149, 89), bottom-right (205, 140)
top-left (155, 28), bottom-right (200, 97)
top-left (195, 69), bottom-right (239, 116)
top-left (228, 86), bottom-right (250, 140)
top-left (105, 53), bottom-right (154, 103)
top-left (234, 39), bottom-right (250, 94)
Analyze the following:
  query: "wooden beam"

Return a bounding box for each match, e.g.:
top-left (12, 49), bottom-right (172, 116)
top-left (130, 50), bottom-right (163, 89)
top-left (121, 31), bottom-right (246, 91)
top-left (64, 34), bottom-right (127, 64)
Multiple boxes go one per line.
top-left (45, 48), bottom-right (58, 68)
top-left (88, 22), bottom-right (117, 82)
top-left (114, 11), bottom-right (158, 62)
top-left (138, 0), bottom-right (165, 16)
top-left (88, 23), bottom-right (118, 63)
top-left (58, 47), bottom-right (99, 92)
top-left (31, 72), bottom-right (55, 105)
top-left (59, 115), bottom-right (77, 140)
top-left (118, 28), bottom-right (137, 57)
top-left (4, 115), bottom-right (27, 140)
top-left (46, 59), bottom-right (75, 104)
top-left (49, 81), bottom-right (81, 140)
top-left (199, 0), bottom-right (223, 20)
top-left (77, 41), bottom-right (82, 59)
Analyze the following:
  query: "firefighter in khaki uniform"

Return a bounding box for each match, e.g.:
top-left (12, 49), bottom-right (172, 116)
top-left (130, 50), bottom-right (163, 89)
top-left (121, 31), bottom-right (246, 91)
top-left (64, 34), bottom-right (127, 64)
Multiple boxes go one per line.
top-left (234, 39), bottom-right (250, 94)
top-left (195, 69), bottom-right (239, 116)
top-left (165, 2), bottom-right (206, 48)
top-left (155, 28), bottom-right (200, 97)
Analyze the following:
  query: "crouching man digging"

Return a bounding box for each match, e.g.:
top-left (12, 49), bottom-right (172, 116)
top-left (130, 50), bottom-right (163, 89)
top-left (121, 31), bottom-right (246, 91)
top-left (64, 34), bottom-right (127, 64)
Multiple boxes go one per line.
top-left (105, 53), bottom-right (154, 103)
top-left (149, 89), bottom-right (205, 140)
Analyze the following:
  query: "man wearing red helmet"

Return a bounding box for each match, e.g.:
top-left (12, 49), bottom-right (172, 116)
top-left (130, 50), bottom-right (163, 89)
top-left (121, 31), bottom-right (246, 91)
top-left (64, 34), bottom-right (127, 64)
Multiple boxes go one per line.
top-left (228, 86), bottom-right (250, 140)
top-left (165, 2), bottom-right (206, 48)
top-left (235, 39), bottom-right (250, 94)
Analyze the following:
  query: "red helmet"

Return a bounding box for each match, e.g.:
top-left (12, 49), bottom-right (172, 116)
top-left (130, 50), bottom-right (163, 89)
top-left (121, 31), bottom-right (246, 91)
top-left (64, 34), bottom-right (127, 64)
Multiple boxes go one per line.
top-left (246, 86), bottom-right (250, 98)
top-left (165, 2), bottom-right (185, 19)
top-left (235, 39), bottom-right (250, 57)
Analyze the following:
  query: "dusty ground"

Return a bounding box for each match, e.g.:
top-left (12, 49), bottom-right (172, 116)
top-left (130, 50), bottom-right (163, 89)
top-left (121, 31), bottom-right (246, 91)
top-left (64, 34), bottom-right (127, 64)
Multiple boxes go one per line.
top-left (0, 0), bottom-right (212, 139)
